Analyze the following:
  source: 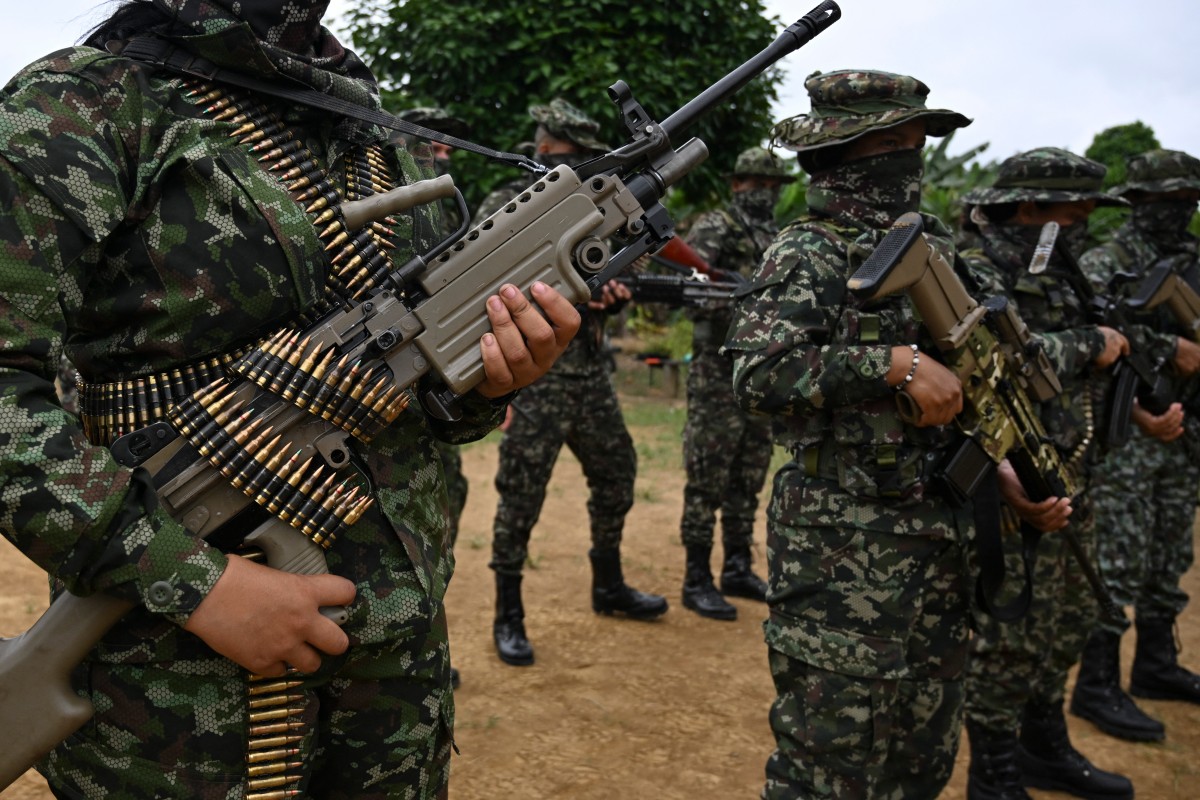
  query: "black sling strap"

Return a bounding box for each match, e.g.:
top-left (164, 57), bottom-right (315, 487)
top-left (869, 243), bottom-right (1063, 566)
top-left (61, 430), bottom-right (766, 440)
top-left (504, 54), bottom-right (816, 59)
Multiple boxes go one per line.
top-left (119, 36), bottom-right (547, 176)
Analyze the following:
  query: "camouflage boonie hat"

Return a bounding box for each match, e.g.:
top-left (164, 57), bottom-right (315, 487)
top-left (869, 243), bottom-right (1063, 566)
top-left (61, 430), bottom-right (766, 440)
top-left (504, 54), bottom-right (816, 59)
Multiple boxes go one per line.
top-left (1114, 149), bottom-right (1200, 196)
top-left (770, 69), bottom-right (971, 153)
top-left (723, 147), bottom-right (797, 183)
top-left (528, 98), bottom-right (610, 153)
top-left (398, 106), bottom-right (471, 140)
top-left (963, 147), bottom-right (1128, 207)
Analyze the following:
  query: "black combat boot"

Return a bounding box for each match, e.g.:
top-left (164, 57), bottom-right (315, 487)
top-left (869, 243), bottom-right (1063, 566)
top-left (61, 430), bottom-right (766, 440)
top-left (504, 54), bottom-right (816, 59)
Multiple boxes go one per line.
top-left (1130, 616), bottom-right (1200, 704)
top-left (682, 544), bottom-right (737, 620)
top-left (1070, 629), bottom-right (1165, 741)
top-left (1017, 700), bottom-right (1133, 799)
top-left (966, 721), bottom-right (1032, 800)
top-left (589, 547), bottom-right (669, 619)
top-left (493, 572), bottom-right (534, 666)
top-left (719, 543), bottom-right (768, 602)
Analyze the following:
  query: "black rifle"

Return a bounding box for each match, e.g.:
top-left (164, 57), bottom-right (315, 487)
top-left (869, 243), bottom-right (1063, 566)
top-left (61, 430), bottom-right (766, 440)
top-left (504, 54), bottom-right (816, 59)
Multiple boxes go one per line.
top-left (1044, 226), bottom-right (1172, 448)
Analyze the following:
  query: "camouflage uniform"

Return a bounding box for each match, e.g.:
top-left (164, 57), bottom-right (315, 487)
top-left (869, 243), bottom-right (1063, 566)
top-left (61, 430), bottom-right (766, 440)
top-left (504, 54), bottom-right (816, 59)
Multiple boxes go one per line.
top-left (482, 99), bottom-right (665, 668)
top-left (397, 106), bottom-right (475, 546)
top-left (959, 148), bottom-right (1138, 798)
top-left (1073, 149), bottom-right (1200, 738)
top-left (678, 147), bottom-right (787, 620)
top-left (0, 1), bottom-right (509, 796)
top-left (725, 70), bottom-right (974, 800)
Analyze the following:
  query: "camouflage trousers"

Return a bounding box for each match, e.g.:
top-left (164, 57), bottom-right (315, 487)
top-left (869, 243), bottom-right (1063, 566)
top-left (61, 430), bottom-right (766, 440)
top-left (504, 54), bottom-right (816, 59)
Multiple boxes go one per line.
top-left (435, 441), bottom-right (468, 548)
top-left (1088, 429), bottom-right (1197, 633)
top-left (762, 472), bottom-right (972, 800)
top-left (490, 371), bottom-right (635, 575)
top-left (965, 496), bottom-right (1099, 731)
top-left (680, 349), bottom-right (773, 550)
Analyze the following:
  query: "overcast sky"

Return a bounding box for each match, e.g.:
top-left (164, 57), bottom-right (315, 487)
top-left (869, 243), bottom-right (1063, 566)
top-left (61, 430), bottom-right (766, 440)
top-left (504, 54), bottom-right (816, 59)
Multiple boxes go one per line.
top-left (4, 1), bottom-right (1198, 166)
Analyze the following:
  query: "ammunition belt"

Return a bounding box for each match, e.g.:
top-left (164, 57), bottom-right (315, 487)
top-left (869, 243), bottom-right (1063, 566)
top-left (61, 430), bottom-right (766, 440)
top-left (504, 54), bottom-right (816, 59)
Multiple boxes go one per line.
top-left (77, 348), bottom-right (250, 446)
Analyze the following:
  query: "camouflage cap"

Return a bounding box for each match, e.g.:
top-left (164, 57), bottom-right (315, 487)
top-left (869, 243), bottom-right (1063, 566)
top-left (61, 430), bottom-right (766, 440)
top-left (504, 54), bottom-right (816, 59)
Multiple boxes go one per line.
top-left (398, 106), bottom-right (471, 140)
top-left (962, 147), bottom-right (1128, 207)
top-left (528, 98), bottom-right (610, 153)
top-left (723, 147), bottom-right (797, 183)
top-left (1114, 149), bottom-right (1200, 196)
top-left (770, 69), bottom-right (971, 153)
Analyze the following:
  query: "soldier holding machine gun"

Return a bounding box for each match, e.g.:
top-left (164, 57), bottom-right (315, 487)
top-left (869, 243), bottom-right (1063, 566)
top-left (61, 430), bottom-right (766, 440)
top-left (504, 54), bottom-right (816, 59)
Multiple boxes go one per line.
top-left (958, 148), bottom-right (1140, 800)
top-left (1073, 149), bottom-right (1200, 743)
top-left (677, 146), bottom-right (791, 622)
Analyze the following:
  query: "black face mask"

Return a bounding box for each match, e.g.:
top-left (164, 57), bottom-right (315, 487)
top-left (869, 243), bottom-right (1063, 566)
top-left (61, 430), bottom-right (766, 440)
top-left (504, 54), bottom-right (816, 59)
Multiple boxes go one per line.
top-left (1132, 200), bottom-right (1198, 239)
top-left (808, 148), bottom-right (925, 229)
top-left (994, 221), bottom-right (1088, 267)
top-left (733, 187), bottom-right (780, 222)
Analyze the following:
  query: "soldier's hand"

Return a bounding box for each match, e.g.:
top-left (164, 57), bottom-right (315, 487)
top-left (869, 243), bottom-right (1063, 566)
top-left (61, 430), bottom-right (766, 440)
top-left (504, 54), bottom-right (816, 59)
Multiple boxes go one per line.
top-left (183, 555), bottom-right (356, 676)
top-left (996, 459), bottom-right (1073, 533)
top-left (588, 279), bottom-right (631, 310)
top-left (890, 346), bottom-right (962, 427)
top-left (1132, 400), bottom-right (1185, 443)
top-left (1094, 326), bottom-right (1130, 369)
top-left (1173, 337), bottom-right (1200, 376)
top-left (477, 281), bottom-right (581, 397)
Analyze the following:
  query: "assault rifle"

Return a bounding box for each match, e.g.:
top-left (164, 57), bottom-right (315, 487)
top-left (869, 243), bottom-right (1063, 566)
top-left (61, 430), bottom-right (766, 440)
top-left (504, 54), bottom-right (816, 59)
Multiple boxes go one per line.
top-left (848, 212), bottom-right (1123, 624)
top-left (616, 271), bottom-right (741, 310)
top-left (1042, 223), bottom-right (1173, 448)
top-left (0, 3), bottom-right (842, 789)
top-left (1124, 254), bottom-right (1200, 343)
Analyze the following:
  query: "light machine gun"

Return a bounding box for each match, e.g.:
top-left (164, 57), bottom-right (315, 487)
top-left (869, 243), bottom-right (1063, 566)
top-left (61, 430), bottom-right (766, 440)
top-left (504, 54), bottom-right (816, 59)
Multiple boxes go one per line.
top-left (848, 212), bottom-right (1123, 624)
top-left (0, 2), bottom-right (841, 789)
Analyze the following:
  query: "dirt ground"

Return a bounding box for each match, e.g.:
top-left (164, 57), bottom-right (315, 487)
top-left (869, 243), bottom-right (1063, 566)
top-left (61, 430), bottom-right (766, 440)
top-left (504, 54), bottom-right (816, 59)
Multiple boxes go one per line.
top-left (3, 350), bottom-right (1200, 799)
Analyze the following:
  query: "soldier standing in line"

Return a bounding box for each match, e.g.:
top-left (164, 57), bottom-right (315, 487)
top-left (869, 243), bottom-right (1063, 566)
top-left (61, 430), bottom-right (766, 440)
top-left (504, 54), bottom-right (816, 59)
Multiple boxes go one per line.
top-left (958, 148), bottom-right (1141, 800)
top-left (1072, 149), bottom-right (1200, 741)
top-left (678, 146), bottom-right (790, 621)
top-left (725, 69), bottom-right (978, 799)
top-left (479, 98), bottom-right (668, 667)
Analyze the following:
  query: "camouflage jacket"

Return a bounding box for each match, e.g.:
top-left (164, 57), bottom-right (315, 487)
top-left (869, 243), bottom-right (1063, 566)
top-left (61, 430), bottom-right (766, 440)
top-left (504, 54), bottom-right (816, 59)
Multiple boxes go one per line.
top-left (962, 230), bottom-right (1120, 467)
top-left (683, 206), bottom-right (776, 354)
top-left (725, 209), bottom-right (966, 532)
top-left (0, 40), bottom-right (502, 639)
top-left (473, 175), bottom-right (616, 377)
top-left (1082, 221), bottom-right (1198, 409)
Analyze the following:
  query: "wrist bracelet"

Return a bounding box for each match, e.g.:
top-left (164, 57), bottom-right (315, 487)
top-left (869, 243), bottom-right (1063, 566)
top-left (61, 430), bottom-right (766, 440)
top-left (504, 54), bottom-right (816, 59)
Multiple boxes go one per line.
top-left (894, 344), bottom-right (919, 391)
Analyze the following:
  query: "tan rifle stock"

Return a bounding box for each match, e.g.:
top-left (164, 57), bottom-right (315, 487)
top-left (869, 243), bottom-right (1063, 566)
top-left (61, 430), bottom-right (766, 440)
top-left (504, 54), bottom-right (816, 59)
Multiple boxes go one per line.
top-left (1126, 257), bottom-right (1200, 343)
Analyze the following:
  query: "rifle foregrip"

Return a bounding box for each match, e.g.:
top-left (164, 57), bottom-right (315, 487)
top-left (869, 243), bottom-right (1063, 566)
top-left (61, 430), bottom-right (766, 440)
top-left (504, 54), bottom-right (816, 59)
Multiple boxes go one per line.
top-left (848, 213), bottom-right (923, 300)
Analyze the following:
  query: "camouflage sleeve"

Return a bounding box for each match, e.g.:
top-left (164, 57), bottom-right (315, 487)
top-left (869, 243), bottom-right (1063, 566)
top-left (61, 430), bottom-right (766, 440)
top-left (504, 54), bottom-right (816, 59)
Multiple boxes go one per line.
top-left (724, 225), bottom-right (893, 416)
top-left (0, 55), bottom-right (226, 621)
top-left (683, 209), bottom-right (729, 268)
top-left (963, 251), bottom-right (1106, 380)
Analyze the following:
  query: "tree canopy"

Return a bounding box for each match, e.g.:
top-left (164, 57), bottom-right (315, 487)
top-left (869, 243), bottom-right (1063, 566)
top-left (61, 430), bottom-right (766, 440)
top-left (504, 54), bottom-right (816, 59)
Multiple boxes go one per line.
top-left (343, 0), bottom-right (789, 209)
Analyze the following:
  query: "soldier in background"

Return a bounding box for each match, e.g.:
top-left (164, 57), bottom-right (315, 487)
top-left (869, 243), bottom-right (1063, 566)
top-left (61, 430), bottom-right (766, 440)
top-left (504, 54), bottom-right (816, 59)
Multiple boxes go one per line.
top-left (1072, 149), bottom-right (1200, 742)
top-left (958, 148), bottom-right (1137, 800)
top-left (725, 69), bottom-right (976, 799)
top-left (678, 146), bottom-right (790, 621)
top-left (480, 98), bottom-right (668, 667)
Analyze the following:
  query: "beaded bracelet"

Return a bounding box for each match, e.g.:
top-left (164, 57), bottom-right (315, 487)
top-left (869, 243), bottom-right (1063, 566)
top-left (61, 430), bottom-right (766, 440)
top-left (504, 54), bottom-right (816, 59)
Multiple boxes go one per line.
top-left (894, 344), bottom-right (919, 391)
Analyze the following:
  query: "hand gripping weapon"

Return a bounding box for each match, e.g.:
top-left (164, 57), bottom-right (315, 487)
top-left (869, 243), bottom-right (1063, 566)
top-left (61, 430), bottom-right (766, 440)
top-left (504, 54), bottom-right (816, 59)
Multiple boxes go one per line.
top-left (848, 212), bottom-right (1124, 624)
top-left (0, 2), bottom-right (841, 788)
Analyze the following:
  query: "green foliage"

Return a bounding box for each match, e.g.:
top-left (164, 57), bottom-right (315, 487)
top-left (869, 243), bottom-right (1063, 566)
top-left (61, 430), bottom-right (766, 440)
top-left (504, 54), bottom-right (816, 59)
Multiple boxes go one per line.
top-left (343, 0), bottom-right (784, 208)
top-left (1084, 122), bottom-right (1160, 244)
top-left (920, 131), bottom-right (996, 232)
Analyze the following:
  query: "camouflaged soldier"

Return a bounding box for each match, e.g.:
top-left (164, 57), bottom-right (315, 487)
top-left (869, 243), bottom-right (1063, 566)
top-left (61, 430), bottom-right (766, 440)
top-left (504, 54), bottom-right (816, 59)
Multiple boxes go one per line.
top-left (959, 148), bottom-right (1139, 800)
top-left (724, 69), bottom-right (976, 800)
top-left (479, 98), bottom-right (667, 668)
top-left (0, 1), bottom-right (579, 797)
top-left (1072, 149), bottom-right (1200, 744)
top-left (678, 146), bottom-right (791, 621)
